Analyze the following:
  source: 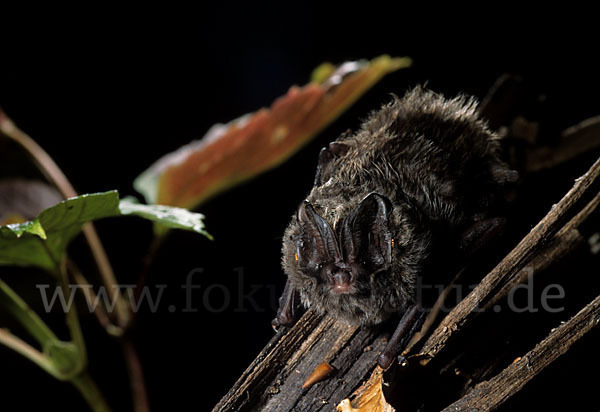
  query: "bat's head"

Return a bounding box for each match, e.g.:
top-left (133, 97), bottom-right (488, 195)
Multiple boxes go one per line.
top-left (282, 192), bottom-right (430, 325)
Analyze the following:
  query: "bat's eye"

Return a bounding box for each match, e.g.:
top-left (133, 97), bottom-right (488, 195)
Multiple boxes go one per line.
top-left (391, 238), bottom-right (395, 248)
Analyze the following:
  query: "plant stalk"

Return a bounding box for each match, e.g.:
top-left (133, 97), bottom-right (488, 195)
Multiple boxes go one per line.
top-left (0, 328), bottom-right (57, 376)
top-left (0, 108), bottom-right (130, 329)
top-left (0, 278), bottom-right (59, 346)
top-left (71, 371), bottom-right (113, 412)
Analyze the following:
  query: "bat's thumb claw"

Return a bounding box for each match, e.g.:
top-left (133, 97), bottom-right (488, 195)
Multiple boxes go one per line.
top-left (271, 318), bottom-right (282, 332)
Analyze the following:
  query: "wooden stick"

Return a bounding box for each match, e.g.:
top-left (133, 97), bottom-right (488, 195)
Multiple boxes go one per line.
top-left (213, 310), bottom-right (389, 412)
top-left (526, 115), bottom-right (600, 172)
top-left (420, 156), bottom-right (600, 359)
top-left (212, 158), bottom-right (600, 412)
top-left (482, 228), bottom-right (583, 311)
top-left (212, 93), bottom-right (600, 411)
top-left (442, 293), bottom-right (600, 412)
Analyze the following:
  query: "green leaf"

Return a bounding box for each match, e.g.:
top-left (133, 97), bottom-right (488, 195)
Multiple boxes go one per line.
top-left (4, 219), bottom-right (47, 239)
top-left (0, 192), bottom-right (119, 273)
top-left (119, 197), bottom-right (212, 239)
top-left (0, 190), bottom-right (210, 273)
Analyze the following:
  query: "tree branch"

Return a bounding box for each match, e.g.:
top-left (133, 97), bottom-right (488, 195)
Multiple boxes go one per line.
top-left (420, 155), bottom-right (600, 359)
top-left (525, 115), bottom-right (600, 172)
top-left (212, 155), bottom-right (600, 412)
top-left (442, 293), bottom-right (600, 412)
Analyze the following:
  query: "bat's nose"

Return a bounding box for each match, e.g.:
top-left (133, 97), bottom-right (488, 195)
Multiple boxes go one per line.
top-left (331, 270), bottom-right (353, 294)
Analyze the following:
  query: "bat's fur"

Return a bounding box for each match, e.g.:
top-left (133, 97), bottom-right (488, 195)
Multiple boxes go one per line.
top-left (281, 86), bottom-right (516, 325)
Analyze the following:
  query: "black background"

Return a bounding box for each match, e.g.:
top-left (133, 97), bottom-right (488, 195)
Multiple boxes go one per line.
top-left (1, 6), bottom-right (599, 412)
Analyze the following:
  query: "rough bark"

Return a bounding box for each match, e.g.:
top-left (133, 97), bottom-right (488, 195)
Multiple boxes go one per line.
top-left (213, 78), bottom-right (600, 412)
top-left (442, 293), bottom-right (600, 412)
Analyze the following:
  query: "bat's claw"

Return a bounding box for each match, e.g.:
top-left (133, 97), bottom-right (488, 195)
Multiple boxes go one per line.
top-left (271, 318), bottom-right (283, 332)
top-left (271, 312), bottom-right (295, 332)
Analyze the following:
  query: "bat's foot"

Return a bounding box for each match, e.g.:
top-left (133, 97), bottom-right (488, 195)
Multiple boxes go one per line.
top-left (271, 313), bottom-right (295, 332)
top-left (272, 279), bottom-right (300, 332)
top-left (378, 305), bottom-right (426, 370)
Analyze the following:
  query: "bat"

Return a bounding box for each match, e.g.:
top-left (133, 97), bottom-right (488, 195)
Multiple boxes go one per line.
top-left (273, 86), bottom-right (518, 369)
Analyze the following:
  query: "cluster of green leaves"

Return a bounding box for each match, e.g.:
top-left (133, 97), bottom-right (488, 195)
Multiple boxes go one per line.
top-left (0, 190), bottom-right (211, 411)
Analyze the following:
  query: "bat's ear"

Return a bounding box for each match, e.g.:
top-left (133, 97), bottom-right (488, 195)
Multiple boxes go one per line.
top-left (296, 201), bottom-right (340, 272)
top-left (314, 141), bottom-right (350, 186)
top-left (343, 193), bottom-right (393, 267)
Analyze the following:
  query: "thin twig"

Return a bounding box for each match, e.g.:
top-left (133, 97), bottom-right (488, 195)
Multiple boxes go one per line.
top-left (122, 338), bottom-right (151, 412)
top-left (526, 115), bottom-right (600, 172)
top-left (0, 328), bottom-right (56, 376)
top-left (562, 190), bottom-right (600, 230)
top-left (0, 108), bottom-right (130, 329)
top-left (420, 156), bottom-right (600, 359)
top-left (483, 192), bottom-right (599, 311)
top-left (67, 259), bottom-right (124, 337)
top-left (71, 371), bottom-right (113, 412)
top-left (483, 228), bottom-right (584, 311)
top-left (404, 267), bottom-right (467, 355)
top-left (0, 107), bottom-right (148, 412)
top-left (0, 326), bottom-right (113, 412)
top-left (56, 257), bottom-right (89, 371)
top-left (134, 234), bottom-right (163, 303)
top-left (442, 293), bottom-right (600, 412)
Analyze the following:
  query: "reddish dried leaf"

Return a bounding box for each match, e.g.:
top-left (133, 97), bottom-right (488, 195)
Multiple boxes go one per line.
top-left (135, 55), bottom-right (411, 209)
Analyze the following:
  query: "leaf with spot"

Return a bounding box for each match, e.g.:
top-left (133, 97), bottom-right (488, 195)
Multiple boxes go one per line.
top-left (134, 55), bottom-right (411, 209)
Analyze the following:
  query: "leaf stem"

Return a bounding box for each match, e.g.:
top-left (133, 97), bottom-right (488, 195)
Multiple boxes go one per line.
top-left (0, 328), bottom-right (58, 376)
top-left (62, 284), bottom-right (88, 364)
top-left (0, 108), bottom-right (115, 408)
top-left (134, 234), bottom-right (164, 302)
top-left (71, 371), bottom-right (113, 412)
top-left (67, 262), bottom-right (149, 411)
top-left (0, 277), bottom-right (59, 347)
top-left (67, 259), bottom-right (124, 337)
top-left (0, 330), bottom-right (113, 412)
top-left (122, 337), bottom-right (151, 412)
top-left (0, 108), bottom-right (131, 329)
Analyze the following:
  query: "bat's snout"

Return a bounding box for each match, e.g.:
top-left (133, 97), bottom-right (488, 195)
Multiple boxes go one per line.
top-left (331, 270), bottom-right (353, 294)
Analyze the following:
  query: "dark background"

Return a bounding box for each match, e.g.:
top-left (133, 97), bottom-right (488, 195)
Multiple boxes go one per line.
top-left (1, 6), bottom-right (599, 412)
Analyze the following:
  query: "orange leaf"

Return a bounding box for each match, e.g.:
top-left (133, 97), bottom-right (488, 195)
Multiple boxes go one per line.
top-left (336, 366), bottom-right (395, 412)
top-left (135, 55), bottom-right (411, 210)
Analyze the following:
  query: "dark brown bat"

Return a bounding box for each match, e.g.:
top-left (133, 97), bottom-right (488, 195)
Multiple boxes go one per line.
top-left (273, 86), bottom-right (518, 369)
